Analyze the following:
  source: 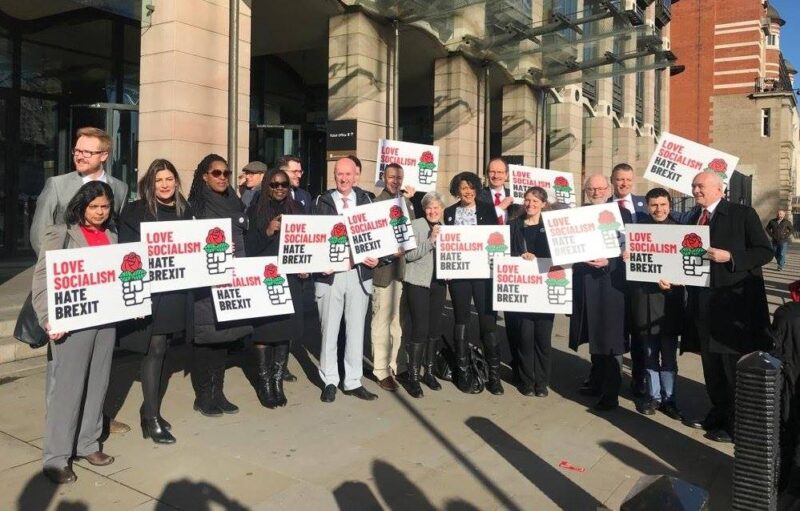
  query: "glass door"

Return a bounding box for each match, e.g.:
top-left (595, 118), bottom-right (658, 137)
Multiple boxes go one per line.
top-left (249, 125), bottom-right (301, 171)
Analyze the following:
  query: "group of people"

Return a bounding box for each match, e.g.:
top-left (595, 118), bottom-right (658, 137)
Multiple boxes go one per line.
top-left (27, 127), bottom-right (778, 485)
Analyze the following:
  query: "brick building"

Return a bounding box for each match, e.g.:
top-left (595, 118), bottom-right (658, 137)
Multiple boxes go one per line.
top-left (670, 0), bottom-right (799, 221)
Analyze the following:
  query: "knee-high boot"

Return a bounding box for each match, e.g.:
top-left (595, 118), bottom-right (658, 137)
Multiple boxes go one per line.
top-left (483, 332), bottom-right (504, 395)
top-left (210, 350), bottom-right (239, 414)
top-left (422, 337), bottom-right (441, 391)
top-left (192, 346), bottom-right (223, 417)
top-left (406, 343), bottom-right (425, 398)
top-left (454, 325), bottom-right (479, 394)
top-left (253, 344), bottom-right (277, 408)
top-left (271, 342), bottom-right (289, 407)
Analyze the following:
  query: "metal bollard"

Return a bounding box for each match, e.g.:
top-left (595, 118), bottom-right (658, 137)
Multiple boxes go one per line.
top-left (732, 351), bottom-right (782, 511)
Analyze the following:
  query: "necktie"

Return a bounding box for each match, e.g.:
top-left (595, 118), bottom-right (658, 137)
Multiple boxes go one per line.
top-left (341, 196), bottom-right (349, 210)
top-left (617, 199), bottom-right (628, 212)
top-left (698, 208), bottom-right (710, 226)
top-left (495, 192), bottom-right (504, 225)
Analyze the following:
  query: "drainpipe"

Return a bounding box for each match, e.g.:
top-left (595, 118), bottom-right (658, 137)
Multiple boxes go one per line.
top-left (484, 62), bottom-right (490, 174)
top-left (393, 20), bottom-right (400, 140)
top-left (228, 0), bottom-right (239, 181)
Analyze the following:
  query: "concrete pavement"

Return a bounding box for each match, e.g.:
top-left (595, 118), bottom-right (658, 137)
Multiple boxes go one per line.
top-left (0, 247), bottom-right (796, 510)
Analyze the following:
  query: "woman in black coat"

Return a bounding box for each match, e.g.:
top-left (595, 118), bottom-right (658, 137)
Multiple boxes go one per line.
top-left (244, 169), bottom-right (305, 408)
top-left (443, 172), bottom-right (502, 395)
top-left (187, 154), bottom-right (252, 417)
top-left (118, 159), bottom-right (192, 443)
top-left (507, 187), bottom-right (554, 397)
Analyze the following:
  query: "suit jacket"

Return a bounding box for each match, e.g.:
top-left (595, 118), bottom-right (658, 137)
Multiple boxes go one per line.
top-left (608, 195), bottom-right (648, 223)
top-left (32, 224), bottom-right (118, 329)
top-left (477, 186), bottom-right (522, 223)
top-left (292, 187), bottom-right (313, 214)
top-left (682, 200), bottom-right (773, 353)
top-left (30, 172), bottom-right (128, 255)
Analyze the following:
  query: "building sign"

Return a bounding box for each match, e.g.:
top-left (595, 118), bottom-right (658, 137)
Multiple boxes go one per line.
top-left (327, 119), bottom-right (357, 160)
top-left (375, 139), bottom-right (440, 192)
top-left (643, 132), bottom-right (740, 195)
top-left (625, 224), bottom-right (711, 287)
top-left (508, 165), bottom-right (577, 208)
top-left (542, 203), bottom-right (624, 265)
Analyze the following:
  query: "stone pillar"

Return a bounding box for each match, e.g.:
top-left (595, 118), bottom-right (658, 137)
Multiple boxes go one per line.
top-left (138, 0), bottom-right (251, 190)
top-left (501, 82), bottom-right (541, 165)
top-left (584, 114), bottom-right (614, 175)
top-left (433, 53), bottom-right (481, 196)
top-left (327, 11), bottom-right (392, 190)
top-left (548, 85), bottom-right (584, 198)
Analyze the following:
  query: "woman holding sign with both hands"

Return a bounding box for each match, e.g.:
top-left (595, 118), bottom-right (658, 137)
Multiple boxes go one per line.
top-left (245, 168), bottom-right (306, 409)
top-left (507, 186), bottom-right (555, 397)
top-left (31, 181), bottom-right (118, 484)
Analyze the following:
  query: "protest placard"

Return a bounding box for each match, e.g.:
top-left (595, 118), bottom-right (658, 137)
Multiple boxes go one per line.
top-left (141, 218), bottom-right (234, 292)
top-left (626, 224), bottom-right (711, 287)
top-left (278, 215), bottom-right (351, 274)
top-left (212, 256), bottom-right (294, 322)
top-left (643, 131), bottom-right (739, 195)
top-left (344, 199), bottom-right (417, 264)
top-left (492, 256), bottom-right (573, 314)
top-left (375, 138), bottom-right (439, 192)
top-left (542, 203), bottom-right (624, 265)
top-left (47, 242), bottom-right (152, 332)
top-left (436, 225), bottom-right (511, 279)
top-left (508, 165), bottom-right (577, 208)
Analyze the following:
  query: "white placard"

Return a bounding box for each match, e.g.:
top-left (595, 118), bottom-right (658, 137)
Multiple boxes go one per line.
top-left (344, 199), bottom-right (417, 264)
top-left (375, 138), bottom-right (439, 192)
top-left (493, 256), bottom-right (573, 314)
top-left (643, 131), bottom-right (739, 195)
top-left (141, 218), bottom-right (234, 292)
top-left (278, 215), bottom-right (350, 274)
top-left (542, 203), bottom-right (624, 265)
top-left (47, 242), bottom-right (152, 332)
top-left (626, 224), bottom-right (711, 287)
top-left (212, 256), bottom-right (294, 322)
top-left (436, 225), bottom-right (511, 279)
top-left (508, 165), bottom-right (578, 208)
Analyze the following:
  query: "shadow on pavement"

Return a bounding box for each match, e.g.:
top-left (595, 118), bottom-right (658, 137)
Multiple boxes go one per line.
top-left (17, 471), bottom-right (61, 511)
top-left (155, 478), bottom-right (248, 510)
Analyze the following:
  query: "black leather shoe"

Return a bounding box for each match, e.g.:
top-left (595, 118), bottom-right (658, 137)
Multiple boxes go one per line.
top-left (594, 400), bottom-right (619, 411)
top-left (141, 416), bottom-right (176, 444)
top-left (44, 466), bottom-right (77, 484)
top-left (77, 451), bottom-right (115, 466)
top-left (193, 397), bottom-right (223, 417)
top-left (659, 402), bottom-right (682, 421)
top-left (343, 386), bottom-right (378, 401)
top-left (681, 417), bottom-right (705, 430)
top-left (158, 416), bottom-right (172, 431)
top-left (320, 384), bottom-right (337, 403)
top-left (637, 400), bottom-right (657, 416)
top-left (534, 388), bottom-right (549, 398)
top-left (706, 429), bottom-right (733, 443)
top-left (519, 384), bottom-right (535, 396)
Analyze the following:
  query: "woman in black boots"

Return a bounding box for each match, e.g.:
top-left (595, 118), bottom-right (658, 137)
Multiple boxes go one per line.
top-left (402, 191), bottom-right (447, 398)
top-left (244, 169), bottom-right (305, 408)
top-left (187, 154), bottom-right (252, 417)
top-left (507, 186), bottom-right (555, 398)
top-left (119, 159), bottom-right (192, 443)
top-left (443, 172), bottom-right (503, 395)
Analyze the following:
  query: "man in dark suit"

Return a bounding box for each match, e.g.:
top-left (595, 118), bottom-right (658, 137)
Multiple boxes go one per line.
top-left (682, 171), bottom-right (773, 443)
top-left (277, 155), bottom-right (312, 214)
top-left (477, 157), bottom-right (521, 224)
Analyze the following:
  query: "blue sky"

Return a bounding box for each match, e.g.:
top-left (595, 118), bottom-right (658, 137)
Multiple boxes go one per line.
top-left (771, 0), bottom-right (800, 67)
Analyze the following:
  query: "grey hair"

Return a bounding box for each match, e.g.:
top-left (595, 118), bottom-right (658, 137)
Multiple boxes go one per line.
top-left (421, 191), bottom-right (445, 209)
top-left (583, 174), bottom-right (611, 190)
top-left (700, 170), bottom-right (725, 191)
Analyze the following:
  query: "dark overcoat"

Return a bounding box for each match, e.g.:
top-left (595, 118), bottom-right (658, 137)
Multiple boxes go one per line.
top-left (770, 302), bottom-right (800, 490)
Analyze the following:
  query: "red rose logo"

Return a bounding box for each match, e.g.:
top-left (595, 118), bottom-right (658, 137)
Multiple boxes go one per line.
top-left (420, 151), bottom-right (434, 164)
top-left (554, 176), bottom-right (568, 187)
top-left (548, 266), bottom-right (566, 280)
top-left (264, 264), bottom-right (279, 279)
top-left (707, 158), bottom-right (727, 173)
top-left (331, 223), bottom-right (347, 238)
top-left (121, 252), bottom-right (142, 273)
top-left (682, 233), bottom-right (703, 249)
top-left (488, 232), bottom-right (505, 245)
top-left (206, 227), bottom-right (225, 245)
top-left (390, 205), bottom-right (403, 219)
top-left (598, 210), bottom-right (616, 224)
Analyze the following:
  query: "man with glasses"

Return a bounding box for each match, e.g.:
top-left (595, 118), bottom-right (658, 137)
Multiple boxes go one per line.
top-left (277, 155), bottom-right (312, 214)
top-left (29, 126), bottom-right (131, 435)
top-left (31, 127), bottom-right (128, 255)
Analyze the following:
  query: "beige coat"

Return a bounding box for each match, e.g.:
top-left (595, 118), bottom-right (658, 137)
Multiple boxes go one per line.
top-left (31, 224), bottom-right (118, 328)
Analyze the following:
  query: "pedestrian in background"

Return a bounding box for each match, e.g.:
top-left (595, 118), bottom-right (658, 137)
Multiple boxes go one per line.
top-left (767, 209), bottom-right (793, 271)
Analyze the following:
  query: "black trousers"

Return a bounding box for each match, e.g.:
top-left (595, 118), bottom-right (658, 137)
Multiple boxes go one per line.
top-left (590, 354), bottom-right (622, 404)
top-left (507, 312), bottom-right (553, 390)
top-left (700, 349), bottom-right (739, 432)
top-left (629, 334), bottom-right (647, 390)
top-left (448, 279), bottom-right (496, 336)
top-left (404, 281), bottom-right (447, 344)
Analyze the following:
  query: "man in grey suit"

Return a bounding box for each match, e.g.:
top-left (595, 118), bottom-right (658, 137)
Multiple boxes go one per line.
top-left (30, 126), bottom-right (128, 255)
top-left (29, 126), bottom-right (130, 435)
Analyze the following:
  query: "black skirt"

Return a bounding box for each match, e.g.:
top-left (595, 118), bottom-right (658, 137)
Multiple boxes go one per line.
top-left (251, 274), bottom-right (304, 343)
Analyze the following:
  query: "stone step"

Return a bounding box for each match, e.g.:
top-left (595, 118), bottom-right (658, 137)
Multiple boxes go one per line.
top-left (0, 336), bottom-right (46, 365)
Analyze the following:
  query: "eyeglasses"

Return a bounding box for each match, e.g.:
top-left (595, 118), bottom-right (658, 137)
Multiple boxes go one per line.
top-left (269, 181), bottom-right (290, 189)
top-left (72, 148), bottom-right (107, 158)
top-left (208, 169), bottom-right (232, 178)
top-left (586, 187), bottom-right (608, 193)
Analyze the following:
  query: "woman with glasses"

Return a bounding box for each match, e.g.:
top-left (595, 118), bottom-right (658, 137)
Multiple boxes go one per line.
top-left (31, 181), bottom-right (118, 484)
top-left (443, 172), bottom-right (503, 395)
top-left (187, 154), bottom-right (252, 417)
top-left (244, 169), bottom-right (306, 408)
top-left (118, 159), bottom-right (192, 444)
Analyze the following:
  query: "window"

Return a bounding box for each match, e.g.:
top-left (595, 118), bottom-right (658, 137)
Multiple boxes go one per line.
top-left (767, 34), bottom-right (779, 47)
top-left (762, 108), bottom-right (771, 137)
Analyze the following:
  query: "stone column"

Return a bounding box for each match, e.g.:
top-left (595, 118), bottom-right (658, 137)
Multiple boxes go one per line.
top-left (433, 53), bottom-right (481, 196)
top-left (501, 82), bottom-right (541, 165)
top-left (327, 11), bottom-right (392, 190)
top-left (548, 85), bottom-right (583, 179)
top-left (138, 0), bottom-right (251, 190)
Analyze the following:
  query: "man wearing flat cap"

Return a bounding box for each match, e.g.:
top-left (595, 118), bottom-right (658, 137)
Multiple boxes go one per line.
top-left (241, 161), bottom-right (267, 207)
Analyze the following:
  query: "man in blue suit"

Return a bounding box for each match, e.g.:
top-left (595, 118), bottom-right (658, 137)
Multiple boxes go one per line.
top-left (278, 155), bottom-right (312, 214)
top-left (608, 162), bottom-right (648, 399)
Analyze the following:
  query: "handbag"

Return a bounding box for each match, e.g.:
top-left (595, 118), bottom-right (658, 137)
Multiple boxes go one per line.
top-left (468, 344), bottom-right (488, 393)
top-left (433, 337), bottom-right (455, 381)
top-left (13, 230), bottom-right (70, 349)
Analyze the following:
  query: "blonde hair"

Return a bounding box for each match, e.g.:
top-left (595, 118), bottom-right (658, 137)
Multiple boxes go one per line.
top-left (75, 127), bottom-right (112, 152)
